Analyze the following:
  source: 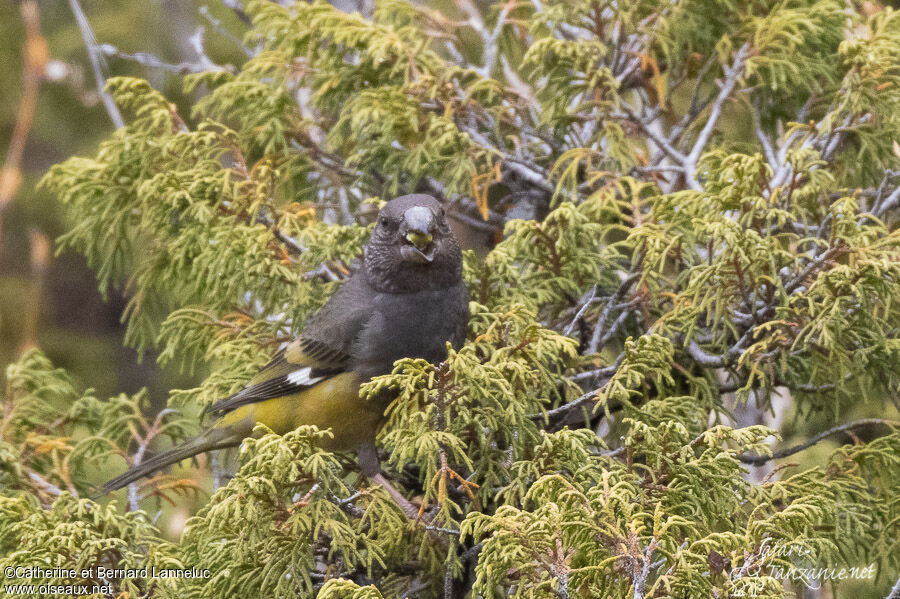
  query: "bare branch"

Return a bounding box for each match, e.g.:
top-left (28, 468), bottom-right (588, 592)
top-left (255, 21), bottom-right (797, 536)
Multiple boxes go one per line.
top-left (461, 125), bottom-right (555, 193)
top-left (256, 212), bottom-right (308, 256)
top-left (531, 353), bottom-right (628, 422)
top-left (99, 43), bottom-right (228, 75)
top-left (739, 418), bottom-right (900, 465)
top-left (632, 165), bottom-right (685, 175)
top-left (200, 5), bottom-right (253, 56)
top-left (532, 388), bottom-right (598, 422)
top-left (751, 104), bottom-right (778, 167)
top-left (480, 2), bottom-right (513, 78)
top-left (187, 26), bottom-right (227, 72)
top-left (631, 540), bottom-right (657, 599)
top-left (563, 285), bottom-right (598, 337)
top-left (567, 356), bottom-right (623, 385)
top-left (222, 0), bottom-right (252, 25)
top-left (29, 471), bottom-right (64, 497)
top-left (616, 106), bottom-right (688, 166)
top-left (886, 573), bottom-right (900, 599)
top-left (588, 274), bottom-right (639, 353)
top-left (68, 0), bottom-right (124, 128)
top-left (784, 244), bottom-right (847, 295)
top-left (684, 326), bottom-right (755, 368)
top-left (682, 43), bottom-right (751, 189)
top-left (872, 170), bottom-right (900, 218)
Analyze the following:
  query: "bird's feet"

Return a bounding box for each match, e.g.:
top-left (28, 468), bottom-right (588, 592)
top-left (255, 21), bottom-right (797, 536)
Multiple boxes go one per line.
top-left (371, 472), bottom-right (431, 522)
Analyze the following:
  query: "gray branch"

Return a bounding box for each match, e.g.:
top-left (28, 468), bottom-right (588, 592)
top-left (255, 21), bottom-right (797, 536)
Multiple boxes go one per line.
top-left (739, 418), bottom-right (899, 465)
top-left (68, 0), bottom-right (125, 128)
top-left (99, 43), bottom-right (226, 75)
top-left (682, 43), bottom-right (751, 190)
top-left (886, 573), bottom-right (900, 599)
top-left (588, 274), bottom-right (639, 354)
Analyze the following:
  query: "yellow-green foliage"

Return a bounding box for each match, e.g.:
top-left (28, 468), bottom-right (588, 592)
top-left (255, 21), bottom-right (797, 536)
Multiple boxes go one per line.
top-left (3, 0), bottom-right (900, 597)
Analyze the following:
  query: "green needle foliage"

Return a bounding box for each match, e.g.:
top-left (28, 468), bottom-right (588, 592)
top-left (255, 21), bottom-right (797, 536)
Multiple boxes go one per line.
top-left (2, 0), bottom-right (900, 597)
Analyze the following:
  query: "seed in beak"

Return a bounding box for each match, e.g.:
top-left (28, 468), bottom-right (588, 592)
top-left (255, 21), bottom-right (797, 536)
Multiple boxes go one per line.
top-left (406, 231), bottom-right (433, 250)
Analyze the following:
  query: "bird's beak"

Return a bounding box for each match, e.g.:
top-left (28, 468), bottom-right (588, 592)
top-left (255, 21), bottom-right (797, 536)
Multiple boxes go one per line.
top-left (403, 206), bottom-right (434, 249)
top-left (402, 206), bottom-right (435, 262)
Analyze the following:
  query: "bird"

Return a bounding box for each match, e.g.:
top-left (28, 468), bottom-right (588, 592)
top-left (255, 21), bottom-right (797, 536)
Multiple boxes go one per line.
top-left (102, 194), bottom-right (470, 511)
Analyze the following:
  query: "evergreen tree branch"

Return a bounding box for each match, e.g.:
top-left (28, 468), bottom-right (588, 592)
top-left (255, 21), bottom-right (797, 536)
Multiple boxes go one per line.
top-left (21, 2), bottom-right (900, 595)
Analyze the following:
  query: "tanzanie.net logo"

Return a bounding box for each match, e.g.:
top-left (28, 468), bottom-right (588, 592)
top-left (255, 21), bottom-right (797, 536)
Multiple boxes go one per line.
top-left (729, 538), bottom-right (877, 596)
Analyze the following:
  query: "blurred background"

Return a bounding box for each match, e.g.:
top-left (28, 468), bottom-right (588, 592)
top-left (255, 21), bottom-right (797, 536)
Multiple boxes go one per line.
top-left (0, 0), bottom-right (256, 401)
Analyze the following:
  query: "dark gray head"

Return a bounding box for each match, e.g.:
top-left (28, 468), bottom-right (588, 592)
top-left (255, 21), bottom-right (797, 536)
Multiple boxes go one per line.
top-left (364, 194), bottom-right (463, 293)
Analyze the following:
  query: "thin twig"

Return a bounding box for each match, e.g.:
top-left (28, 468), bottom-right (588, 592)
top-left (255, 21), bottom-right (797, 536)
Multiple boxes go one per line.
top-left (588, 275), bottom-right (638, 353)
top-left (535, 388), bottom-right (598, 421)
top-left (682, 43), bottom-right (751, 189)
top-left (631, 540), bottom-right (657, 599)
top-left (458, 125), bottom-right (554, 193)
top-left (563, 285), bottom-right (598, 337)
top-left (222, 0), bottom-right (252, 25)
top-left (256, 212), bottom-right (307, 255)
top-left (29, 471), bottom-right (64, 498)
top-left (531, 357), bottom-right (624, 422)
top-left (567, 353), bottom-right (625, 384)
top-left (886, 573), bottom-right (900, 599)
top-left (593, 308), bottom-right (632, 351)
top-left (480, 1), bottom-right (513, 77)
top-left (784, 244), bottom-right (846, 295)
top-left (739, 418), bottom-right (900, 465)
top-left (187, 26), bottom-right (227, 72)
top-left (751, 103), bottom-right (777, 167)
top-left (68, 0), bottom-right (125, 128)
top-left (99, 43), bottom-right (228, 74)
top-left (617, 106), bottom-right (687, 165)
top-left (200, 5), bottom-right (253, 56)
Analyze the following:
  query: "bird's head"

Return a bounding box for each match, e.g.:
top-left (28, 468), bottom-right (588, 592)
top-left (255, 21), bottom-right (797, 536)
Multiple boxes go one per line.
top-left (364, 194), bottom-right (462, 293)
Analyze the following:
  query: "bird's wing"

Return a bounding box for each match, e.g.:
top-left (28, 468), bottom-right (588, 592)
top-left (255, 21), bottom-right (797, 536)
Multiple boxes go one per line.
top-left (209, 274), bottom-right (373, 416)
top-left (208, 336), bottom-right (350, 416)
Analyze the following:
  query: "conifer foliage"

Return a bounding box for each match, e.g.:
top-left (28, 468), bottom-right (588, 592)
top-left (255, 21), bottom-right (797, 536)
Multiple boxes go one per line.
top-left (2, 0), bottom-right (900, 597)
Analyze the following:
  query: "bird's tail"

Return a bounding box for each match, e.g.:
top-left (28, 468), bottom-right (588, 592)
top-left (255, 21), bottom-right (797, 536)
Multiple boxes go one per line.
top-left (101, 425), bottom-right (243, 494)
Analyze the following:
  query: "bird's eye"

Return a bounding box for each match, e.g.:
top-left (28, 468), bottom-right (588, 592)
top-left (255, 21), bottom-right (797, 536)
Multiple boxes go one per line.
top-left (379, 216), bottom-right (389, 227)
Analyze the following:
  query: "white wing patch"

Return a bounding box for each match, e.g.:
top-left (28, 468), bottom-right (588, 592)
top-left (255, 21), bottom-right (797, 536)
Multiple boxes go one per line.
top-left (287, 367), bottom-right (325, 387)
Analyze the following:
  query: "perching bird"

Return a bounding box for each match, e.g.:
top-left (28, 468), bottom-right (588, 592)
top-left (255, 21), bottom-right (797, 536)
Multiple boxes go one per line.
top-left (103, 194), bottom-right (469, 498)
